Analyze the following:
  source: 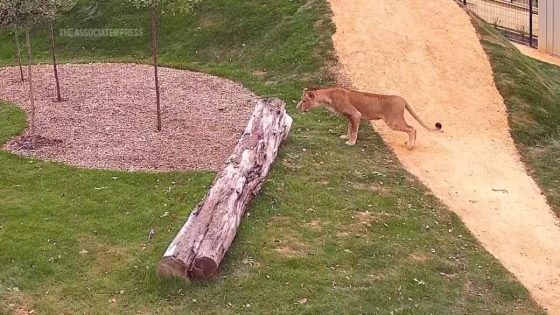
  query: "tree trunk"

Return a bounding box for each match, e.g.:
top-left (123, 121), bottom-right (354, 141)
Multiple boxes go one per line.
top-left (25, 28), bottom-right (37, 148)
top-left (157, 98), bottom-right (293, 281)
top-left (150, 3), bottom-right (162, 132)
top-left (14, 26), bottom-right (24, 82)
top-left (49, 22), bottom-right (62, 102)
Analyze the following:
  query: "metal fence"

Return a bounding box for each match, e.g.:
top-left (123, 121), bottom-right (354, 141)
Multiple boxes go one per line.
top-left (459, 0), bottom-right (538, 47)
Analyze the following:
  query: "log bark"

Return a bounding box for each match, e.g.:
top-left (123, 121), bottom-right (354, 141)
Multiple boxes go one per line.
top-left (157, 98), bottom-right (293, 281)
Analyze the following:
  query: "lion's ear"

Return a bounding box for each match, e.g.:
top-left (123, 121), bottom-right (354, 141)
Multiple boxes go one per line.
top-left (306, 91), bottom-right (316, 99)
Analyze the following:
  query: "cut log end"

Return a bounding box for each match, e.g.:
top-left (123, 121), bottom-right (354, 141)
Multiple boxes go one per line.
top-left (157, 257), bottom-right (190, 281)
top-left (190, 257), bottom-right (218, 280)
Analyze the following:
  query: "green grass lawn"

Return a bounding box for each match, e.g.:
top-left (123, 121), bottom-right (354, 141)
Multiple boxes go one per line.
top-left (0, 1), bottom-right (545, 314)
top-left (473, 17), bottom-right (560, 217)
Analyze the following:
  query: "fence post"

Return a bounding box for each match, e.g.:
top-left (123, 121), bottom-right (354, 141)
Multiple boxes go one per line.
top-left (529, 0), bottom-right (534, 47)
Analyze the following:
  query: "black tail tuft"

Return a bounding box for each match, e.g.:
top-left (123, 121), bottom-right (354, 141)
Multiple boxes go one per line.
top-left (435, 122), bottom-right (442, 130)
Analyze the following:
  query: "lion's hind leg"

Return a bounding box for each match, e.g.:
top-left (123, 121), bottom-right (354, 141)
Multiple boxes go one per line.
top-left (386, 119), bottom-right (417, 149)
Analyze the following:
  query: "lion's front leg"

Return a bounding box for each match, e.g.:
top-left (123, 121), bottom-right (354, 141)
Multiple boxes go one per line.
top-left (345, 113), bottom-right (361, 146)
top-left (339, 123), bottom-right (351, 140)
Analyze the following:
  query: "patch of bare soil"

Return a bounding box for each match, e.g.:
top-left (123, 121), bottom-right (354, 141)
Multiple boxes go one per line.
top-left (0, 63), bottom-right (258, 171)
top-left (305, 219), bottom-right (324, 231)
top-left (408, 252), bottom-right (430, 263)
top-left (337, 210), bottom-right (395, 238)
top-left (329, 0), bottom-right (560, 312)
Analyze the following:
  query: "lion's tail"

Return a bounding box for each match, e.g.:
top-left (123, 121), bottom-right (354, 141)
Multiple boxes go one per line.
top-left (404, 101), bottom-right (442, 132)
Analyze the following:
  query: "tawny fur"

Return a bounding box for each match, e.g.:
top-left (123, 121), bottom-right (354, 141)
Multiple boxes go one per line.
top-left (296, 87), bottom-right (441, 149)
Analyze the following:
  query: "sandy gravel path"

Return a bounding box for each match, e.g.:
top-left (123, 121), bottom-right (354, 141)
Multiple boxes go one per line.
top-left (0, 63), bottom-right (257, 171)
top-left (328, 0), bottom-right (560, 312)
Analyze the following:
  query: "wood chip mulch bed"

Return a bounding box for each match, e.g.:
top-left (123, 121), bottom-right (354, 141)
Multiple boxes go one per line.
top-left (0, 63), bottom-right (259, 171)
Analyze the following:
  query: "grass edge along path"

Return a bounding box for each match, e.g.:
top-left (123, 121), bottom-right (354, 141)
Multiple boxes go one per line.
top-left (472, 15), bottom-right (560, 218)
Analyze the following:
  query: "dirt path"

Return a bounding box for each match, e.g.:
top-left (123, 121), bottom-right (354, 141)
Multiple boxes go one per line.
top-left (328, 0), bottom-right (560, 312)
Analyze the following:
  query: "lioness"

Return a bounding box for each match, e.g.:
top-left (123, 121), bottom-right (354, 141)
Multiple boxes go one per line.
top-left (296, 87), bottom-right (442, 149)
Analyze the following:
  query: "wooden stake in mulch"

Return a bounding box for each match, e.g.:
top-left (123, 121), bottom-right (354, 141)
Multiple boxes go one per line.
top-left (157, 98), bottom-right (293, 281)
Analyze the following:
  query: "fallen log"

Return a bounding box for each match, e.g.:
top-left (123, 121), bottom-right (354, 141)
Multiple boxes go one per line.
top-left (157, 98), bottom-right (293, 281)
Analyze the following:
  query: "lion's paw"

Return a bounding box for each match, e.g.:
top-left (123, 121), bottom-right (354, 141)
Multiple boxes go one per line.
top-left (405, 141), bottom-right (415, 150)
